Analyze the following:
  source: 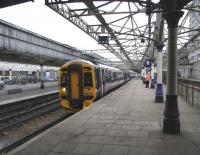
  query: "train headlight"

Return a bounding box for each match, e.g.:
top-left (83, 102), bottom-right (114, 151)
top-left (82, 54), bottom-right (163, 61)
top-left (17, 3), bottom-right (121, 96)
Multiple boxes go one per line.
top-left (62, 88), bottom-right (66, 92)
top-left (84, 87), bottom-right (91, 91)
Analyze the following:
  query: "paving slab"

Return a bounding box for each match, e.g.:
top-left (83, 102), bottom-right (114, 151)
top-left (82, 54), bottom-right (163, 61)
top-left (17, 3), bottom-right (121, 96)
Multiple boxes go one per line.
top-left (8, 79), bottom-right (200, 155)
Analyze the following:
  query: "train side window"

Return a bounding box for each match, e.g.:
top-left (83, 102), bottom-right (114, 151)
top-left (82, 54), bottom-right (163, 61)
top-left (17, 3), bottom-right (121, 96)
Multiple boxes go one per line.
top-left (84, 72), bottom-right (93, 87)
top-left (102, 70), bottom-right (106, 83)
top-left (61, 71), bottom-right (68, 87)
top-left (114, 72), bottom-right (117, 81)
top-left (95, 69), bottom-right (100, 89)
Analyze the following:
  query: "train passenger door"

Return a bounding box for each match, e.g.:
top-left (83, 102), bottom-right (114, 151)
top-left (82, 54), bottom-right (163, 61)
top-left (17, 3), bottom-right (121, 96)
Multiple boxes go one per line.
top-left (102, 69), bottom-right (107, 95)
top-left (70, 71), bottom-right (79, 99)
top-left (99, 68), bottom-right (103, 97)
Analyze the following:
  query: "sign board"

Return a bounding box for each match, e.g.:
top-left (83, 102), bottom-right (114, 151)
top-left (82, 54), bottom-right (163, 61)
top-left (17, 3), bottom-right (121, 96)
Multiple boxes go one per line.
top-left (98, 36), bottom-right (109, 44)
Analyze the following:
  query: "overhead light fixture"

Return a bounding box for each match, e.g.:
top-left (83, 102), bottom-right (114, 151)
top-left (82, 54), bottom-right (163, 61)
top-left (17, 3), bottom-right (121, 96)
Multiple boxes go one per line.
top-left (141, 38), bottom-right (145, 43)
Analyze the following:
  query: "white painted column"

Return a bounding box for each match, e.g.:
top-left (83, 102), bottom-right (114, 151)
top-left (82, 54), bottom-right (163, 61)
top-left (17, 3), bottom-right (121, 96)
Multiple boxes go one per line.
top-left (150, 63), bottom-right (155, 88)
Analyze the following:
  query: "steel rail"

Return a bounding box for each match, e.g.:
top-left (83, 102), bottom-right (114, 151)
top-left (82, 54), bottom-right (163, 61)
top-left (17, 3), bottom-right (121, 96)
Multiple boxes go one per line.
top-left (0, 92), bottom-right (58, 118)
top-left (0, 111), bottom-right (74, 154)
top-left (0, 99), bottom-right (60, 131)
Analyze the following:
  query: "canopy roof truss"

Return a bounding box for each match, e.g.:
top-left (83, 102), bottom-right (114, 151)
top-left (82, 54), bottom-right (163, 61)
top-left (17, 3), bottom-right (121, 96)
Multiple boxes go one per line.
top-left (45, 0), bottom-right (198, 69)
top-left (0, 0), bottom-right (33, 8)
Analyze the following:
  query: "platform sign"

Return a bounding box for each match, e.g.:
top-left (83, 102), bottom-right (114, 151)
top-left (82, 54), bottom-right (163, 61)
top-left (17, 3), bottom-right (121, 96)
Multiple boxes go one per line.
top-left (98, 36), bottom-right (109, 44)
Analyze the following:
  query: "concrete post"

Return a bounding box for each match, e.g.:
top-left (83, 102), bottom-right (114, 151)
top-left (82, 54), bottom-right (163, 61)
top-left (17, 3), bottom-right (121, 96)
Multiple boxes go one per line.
top-left (40, 64), bottom-right (44, 89)
top-left (162, 11), bottom-right (184, 134)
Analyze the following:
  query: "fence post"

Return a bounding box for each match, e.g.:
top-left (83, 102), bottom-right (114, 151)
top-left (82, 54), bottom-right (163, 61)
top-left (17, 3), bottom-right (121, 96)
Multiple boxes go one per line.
top-left (186, 80), bottom-right (188, 101)
top-left (177, 79), bottom-right (179, 94)
top-left (198, 88), bottom-right (200, 107)
top-left (192, 84), bottom-right (194, 106)
top-left (181, 80), bottom-right (183, 96)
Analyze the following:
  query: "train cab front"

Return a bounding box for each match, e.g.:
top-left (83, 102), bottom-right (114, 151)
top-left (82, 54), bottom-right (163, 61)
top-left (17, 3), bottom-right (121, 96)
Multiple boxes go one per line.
top-left (82, 66), bottom-right (96, 108)
top-left (59, 69), bottom-right (71, 110)
top-left (59, 62), bottom-right (96, 111)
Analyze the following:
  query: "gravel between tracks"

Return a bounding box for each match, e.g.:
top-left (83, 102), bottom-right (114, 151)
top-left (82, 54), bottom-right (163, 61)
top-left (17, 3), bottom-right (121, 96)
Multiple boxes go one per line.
top-left (0, 108), bottom-right (71, 149)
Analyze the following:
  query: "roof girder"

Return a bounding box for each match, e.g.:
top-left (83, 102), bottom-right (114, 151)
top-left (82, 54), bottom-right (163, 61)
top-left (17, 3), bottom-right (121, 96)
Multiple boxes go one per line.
top-left (83, 1), bottom-right (132, 64)
top-left (45, 0), bottom-right (133, 66)
top-left (0, 0), bottom-right (33, 8)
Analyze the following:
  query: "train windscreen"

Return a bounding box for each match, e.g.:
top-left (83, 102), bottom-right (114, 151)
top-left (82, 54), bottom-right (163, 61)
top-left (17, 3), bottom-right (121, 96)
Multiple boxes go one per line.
top-left (84, 72), bottom-right (93, 87)
top-left (61, 71), bottom-right (68, 87)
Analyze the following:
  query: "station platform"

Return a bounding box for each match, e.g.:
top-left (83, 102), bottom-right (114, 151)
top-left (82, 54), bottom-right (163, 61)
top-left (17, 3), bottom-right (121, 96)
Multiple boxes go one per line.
top-left (0, 83), bottom-right (58, 106)
top-left (9, 79), bottom-right (200, 155)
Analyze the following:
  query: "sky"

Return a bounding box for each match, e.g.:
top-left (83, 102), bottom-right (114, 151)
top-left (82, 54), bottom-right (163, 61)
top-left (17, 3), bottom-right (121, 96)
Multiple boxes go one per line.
top-left (0, 0), bottom-right (113, 57)
top-left (0, 0), bottom-right (124, 69)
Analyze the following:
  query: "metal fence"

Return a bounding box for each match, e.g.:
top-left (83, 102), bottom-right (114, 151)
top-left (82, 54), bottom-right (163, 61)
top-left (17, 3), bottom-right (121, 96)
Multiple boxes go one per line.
top-left (178, 78), bottom-right (200, 108)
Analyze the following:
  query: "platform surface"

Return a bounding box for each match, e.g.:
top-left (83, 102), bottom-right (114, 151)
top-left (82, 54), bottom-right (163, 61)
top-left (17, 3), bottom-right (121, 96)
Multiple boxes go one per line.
top-left (9, 79), bottom-right (200, 155)
top-left (0, 82), bottom-right (58, 105)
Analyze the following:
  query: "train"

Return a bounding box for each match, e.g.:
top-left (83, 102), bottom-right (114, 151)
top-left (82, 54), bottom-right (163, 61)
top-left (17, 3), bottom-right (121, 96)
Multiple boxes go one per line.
top-left (59, 60), bottom-right (133, 110)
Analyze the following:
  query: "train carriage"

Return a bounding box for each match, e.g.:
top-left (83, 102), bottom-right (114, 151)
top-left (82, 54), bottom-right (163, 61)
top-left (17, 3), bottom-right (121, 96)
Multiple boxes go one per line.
top-left (59, 60), bottom-right (131, 110)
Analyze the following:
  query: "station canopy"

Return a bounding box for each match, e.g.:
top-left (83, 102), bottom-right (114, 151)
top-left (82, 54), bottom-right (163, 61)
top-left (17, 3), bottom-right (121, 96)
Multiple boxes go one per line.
top-left (0, 0), bottom-right (33, 8)
top-left (44, 0), bottom-right (198, 69)
top-left (1, 0), bottom-right (198, 70)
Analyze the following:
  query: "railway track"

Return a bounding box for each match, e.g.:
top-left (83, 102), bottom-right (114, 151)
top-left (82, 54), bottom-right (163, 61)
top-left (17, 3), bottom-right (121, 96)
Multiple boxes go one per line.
top-left (0, 92), bottom-right (58, 118)
top-left (0, 93), bottom-right (74, 154)
top-left (0, 99), bottom-right (60, 131)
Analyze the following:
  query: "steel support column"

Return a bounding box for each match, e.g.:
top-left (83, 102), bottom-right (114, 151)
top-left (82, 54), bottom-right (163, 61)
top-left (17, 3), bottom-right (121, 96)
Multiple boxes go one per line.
top-left (155, 42), bottom-right (164, 103)
top-left (160, 0), bottom-right (192, 134)
top-left (162, 11), bottom-right (183, 134)
top-left (155, 12), bottom-right (164, 103)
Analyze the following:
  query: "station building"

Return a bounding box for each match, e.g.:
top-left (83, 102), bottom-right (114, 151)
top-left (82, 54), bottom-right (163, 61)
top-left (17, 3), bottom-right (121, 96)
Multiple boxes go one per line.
top-left (178, 0), bottom-right (200, 80)
top-left (0, 62), bottom-right (58, 83)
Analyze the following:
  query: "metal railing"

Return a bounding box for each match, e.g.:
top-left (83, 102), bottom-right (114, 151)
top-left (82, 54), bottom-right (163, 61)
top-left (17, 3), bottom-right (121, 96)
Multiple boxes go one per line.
top-left (177, 78), bottom-right (200, 108)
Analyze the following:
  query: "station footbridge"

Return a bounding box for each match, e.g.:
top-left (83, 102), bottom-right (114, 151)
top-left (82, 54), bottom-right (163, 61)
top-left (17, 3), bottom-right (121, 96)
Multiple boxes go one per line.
top-left (0, 19), bottom-right (98, 67)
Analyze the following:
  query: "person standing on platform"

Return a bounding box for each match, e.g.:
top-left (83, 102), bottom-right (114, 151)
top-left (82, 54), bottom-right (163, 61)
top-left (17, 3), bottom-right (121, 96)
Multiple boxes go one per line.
top-left (145, 72), bottom-right (151, 88)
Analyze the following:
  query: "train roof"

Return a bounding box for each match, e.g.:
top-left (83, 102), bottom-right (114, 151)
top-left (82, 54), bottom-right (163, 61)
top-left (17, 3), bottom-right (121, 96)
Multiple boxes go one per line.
top-left (98, 64), bottom-right (121, 72)
top-left (123, 70), bottom-right (134, 73)
top-left (61, 59), bottom-right (95, 69)
top-left (61, 59), bottom-right (121, 72)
